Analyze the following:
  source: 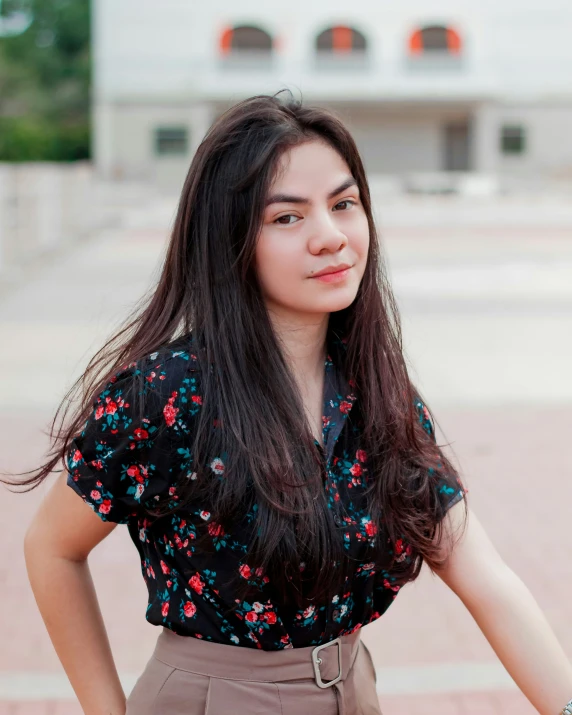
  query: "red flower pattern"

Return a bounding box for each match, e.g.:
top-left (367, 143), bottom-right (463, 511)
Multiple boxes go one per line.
top-left (189, 574), bottom-right (204, 594)
top-left (64, 342), bottom-right (465, 650)
top-left (183, 601), bottom-right (197, 618)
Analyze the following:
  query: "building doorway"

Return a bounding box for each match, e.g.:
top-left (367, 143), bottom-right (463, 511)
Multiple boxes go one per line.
top-left (443, 121), bottom-right (471, 171)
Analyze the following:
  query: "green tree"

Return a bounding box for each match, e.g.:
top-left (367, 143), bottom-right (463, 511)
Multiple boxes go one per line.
top-left (0, 0), bottom-right (90, 160)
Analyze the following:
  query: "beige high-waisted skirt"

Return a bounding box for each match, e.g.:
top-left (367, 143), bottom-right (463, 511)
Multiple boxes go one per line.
top-left (126, 627), bottom-right (382, 715)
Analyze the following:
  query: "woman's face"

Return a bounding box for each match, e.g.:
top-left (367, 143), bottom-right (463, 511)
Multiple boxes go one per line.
top-left (255, 140), bottom-right (370, 321)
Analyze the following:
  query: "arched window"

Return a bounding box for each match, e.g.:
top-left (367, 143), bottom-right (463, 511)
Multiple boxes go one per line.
top-left (218, 24), bottom-right (274, 71)
top-left (409, 24), bottom-right (462, 55)
top-left (406, 24), bottom-right (463, 71)
top-left (316, 26), bottom-right (367, 54)
top-left (314, 25), bottom-right (369, 70)
top-left (219, 25), bottom-right (273, 55)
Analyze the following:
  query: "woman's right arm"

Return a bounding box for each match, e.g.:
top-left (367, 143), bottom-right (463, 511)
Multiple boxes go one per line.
top-left (24, 470), bottom-right (127, 715)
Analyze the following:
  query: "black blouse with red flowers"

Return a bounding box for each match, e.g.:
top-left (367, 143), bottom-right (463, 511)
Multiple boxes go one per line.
top-left (66, 334), bottom-right (465, 650)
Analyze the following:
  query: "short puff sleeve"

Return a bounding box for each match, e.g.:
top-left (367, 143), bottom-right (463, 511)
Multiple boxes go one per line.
top-left (65, 352), bottom-right (195, 524)
top-left (414, 397), bottom-right (467, 514)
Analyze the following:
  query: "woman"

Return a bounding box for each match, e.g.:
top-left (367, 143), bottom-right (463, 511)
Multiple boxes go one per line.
top-left (11, 92), bottom-right (572, 715)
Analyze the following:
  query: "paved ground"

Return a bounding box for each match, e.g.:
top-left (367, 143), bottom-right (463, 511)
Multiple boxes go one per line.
top-left (1, 190), bottom-right (571, 714)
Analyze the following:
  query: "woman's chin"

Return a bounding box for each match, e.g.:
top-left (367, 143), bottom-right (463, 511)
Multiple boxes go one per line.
top-left (306, 295), bottom-right (358, 315)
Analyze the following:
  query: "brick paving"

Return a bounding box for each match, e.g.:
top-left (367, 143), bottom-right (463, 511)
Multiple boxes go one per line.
top-left (0, 692), bottom-right (541, 714)
top-left (381, 691), bottom-right (537, 714)
top-left (1, 194), bottom-right (571, 713)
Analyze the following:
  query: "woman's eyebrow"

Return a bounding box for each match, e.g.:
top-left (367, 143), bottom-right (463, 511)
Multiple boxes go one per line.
top-left (265, 176), bottom-right (358, 207)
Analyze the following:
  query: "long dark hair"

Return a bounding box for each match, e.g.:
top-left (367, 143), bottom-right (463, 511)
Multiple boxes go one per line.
top-left (3, 90), bottom-right (466, 609)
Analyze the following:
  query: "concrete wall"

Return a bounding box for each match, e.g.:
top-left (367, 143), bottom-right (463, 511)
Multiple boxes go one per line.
top-left (106, 103), bottom-right (195, 181)
top-left (351, 120), bottom-right (442, 174)
top-left (330, 103), bottom-right (474, 174)
top-left (493, 103), bottom-right (572, 180)
top-left (0, 163), bottom-right (96, 282)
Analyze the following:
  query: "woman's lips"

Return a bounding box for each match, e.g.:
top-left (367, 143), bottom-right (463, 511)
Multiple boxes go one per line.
top-left (310, 267), bottom-right (351, 283)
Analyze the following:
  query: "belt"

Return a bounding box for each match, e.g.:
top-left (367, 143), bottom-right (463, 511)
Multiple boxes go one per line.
top-left (312, 636), bottom-right (344, 688)
top-left (312, 635), bottom-right (357, 715)
top-left (155, 627), bottom-right (362, 715)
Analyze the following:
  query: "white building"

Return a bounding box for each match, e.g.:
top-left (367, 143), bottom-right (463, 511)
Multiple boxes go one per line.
top-left (93, 0), bottom-right (572, 190)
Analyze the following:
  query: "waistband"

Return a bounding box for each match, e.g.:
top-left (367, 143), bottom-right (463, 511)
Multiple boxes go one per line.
top-left (154, 627), bottom-right (361, 688)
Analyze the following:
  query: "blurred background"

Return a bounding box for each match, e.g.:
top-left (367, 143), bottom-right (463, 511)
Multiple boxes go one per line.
top-left (1, 1), bottom-right (571, 713)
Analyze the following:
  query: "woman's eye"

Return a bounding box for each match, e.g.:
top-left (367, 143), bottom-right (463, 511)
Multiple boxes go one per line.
top-left (274, 214), bottom-right (299, 225)
top-left (274, 199), bottom-right (356, 226)
top-left (334, 199), bottom-right (356, 211)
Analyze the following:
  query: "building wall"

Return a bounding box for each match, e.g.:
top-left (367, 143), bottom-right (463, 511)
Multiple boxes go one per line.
top-left (92, 0), bottom-right (572, 185)
top-left (100, 98), bottom-right (572, 186)
top-left (350, 121), bottom-right (442, 174)
top-left (493, 104), bottom-right (572, 179)
top-left (94, 0), bottom-right (572, 100)
top-left (324, 103), bottom-right (475, 174)
top-left (109, 103), bottom-right (193, 180)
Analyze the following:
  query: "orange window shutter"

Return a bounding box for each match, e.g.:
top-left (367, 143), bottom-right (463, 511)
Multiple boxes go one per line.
top-left (409, 29), bottom-right (423, 54)
top-left (219, 27), bottom-right (233, 55)
top-left (333, 25), bottom-right (353, 53)
top-left (447, 27), bottom-right (462, 53)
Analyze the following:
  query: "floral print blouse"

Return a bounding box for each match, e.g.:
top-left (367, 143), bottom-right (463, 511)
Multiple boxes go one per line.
top-left (66, 335), bottom-right (466, 650)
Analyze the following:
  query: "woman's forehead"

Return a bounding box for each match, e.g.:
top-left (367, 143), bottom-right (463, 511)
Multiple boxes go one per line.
top-left (268, 142), bottom-right (353, 197)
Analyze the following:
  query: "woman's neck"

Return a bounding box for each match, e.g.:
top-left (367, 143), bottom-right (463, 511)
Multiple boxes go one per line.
top-left (267, 308), bottom-right (329, 386)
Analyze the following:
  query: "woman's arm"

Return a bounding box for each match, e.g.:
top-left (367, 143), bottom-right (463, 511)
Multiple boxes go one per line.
top-left (433, 502), bottom-right (572, 715)
top-left (24, 471), bottom-right (126, 715)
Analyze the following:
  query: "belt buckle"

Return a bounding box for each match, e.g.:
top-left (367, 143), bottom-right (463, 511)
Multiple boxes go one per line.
top-left (311, 637), bottom-right (343, 689)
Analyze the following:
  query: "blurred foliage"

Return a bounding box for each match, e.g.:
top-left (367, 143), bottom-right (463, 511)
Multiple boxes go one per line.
top-left (0, 0), bottom-right (90, 161)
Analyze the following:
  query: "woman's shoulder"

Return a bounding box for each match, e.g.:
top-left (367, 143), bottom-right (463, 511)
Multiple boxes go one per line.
top-left (66, 333), bottom-right (204, 523)
top-left (136, 332), bottom-right (200, 378)
top-left (89, 332), bottom-right (203, 439)
top-left (108, 333), bottom-right (201, 394)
